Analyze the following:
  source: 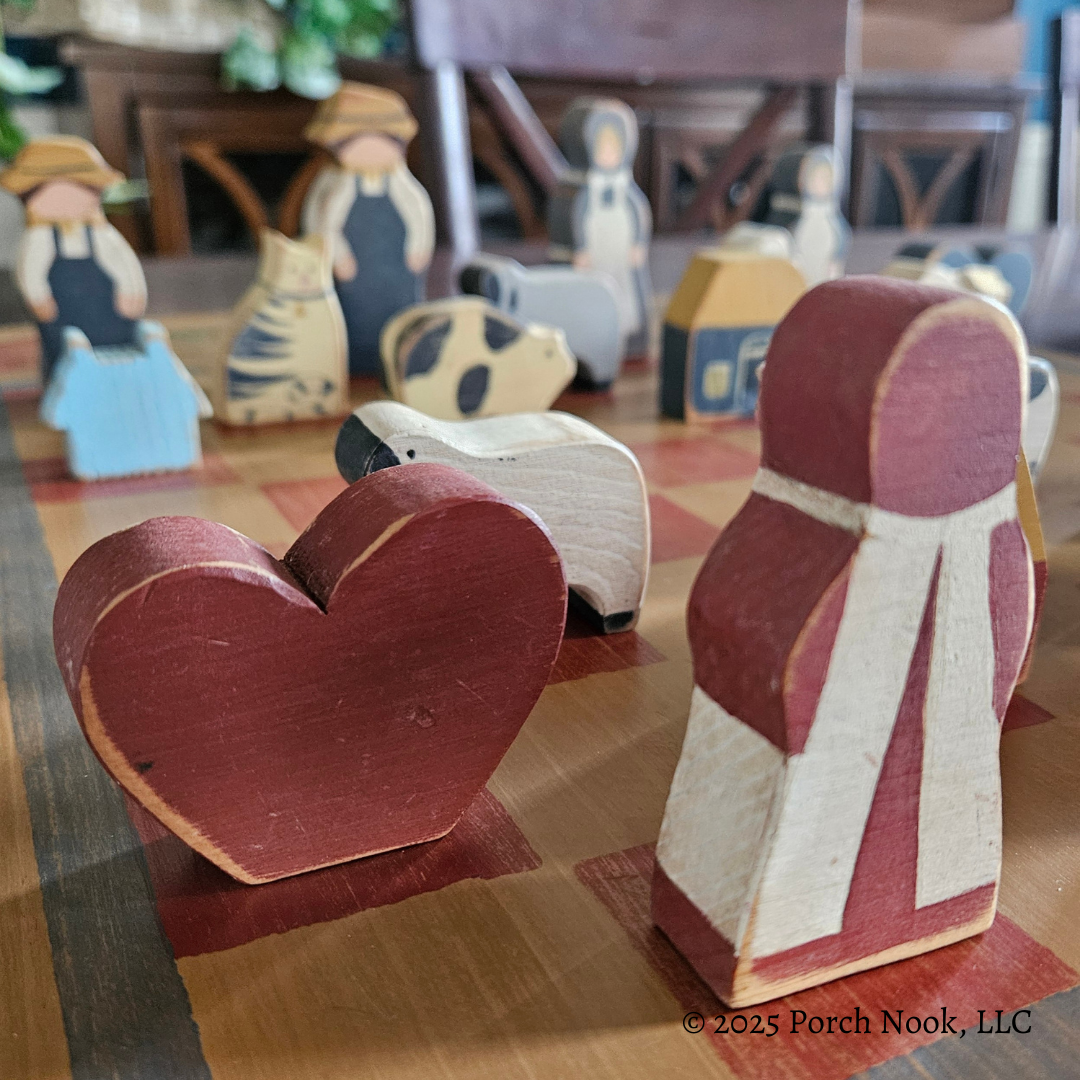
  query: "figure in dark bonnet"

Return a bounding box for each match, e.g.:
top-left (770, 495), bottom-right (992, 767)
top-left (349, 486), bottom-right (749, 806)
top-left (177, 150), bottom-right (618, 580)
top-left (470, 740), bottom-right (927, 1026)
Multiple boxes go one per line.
top-left (548, 98), bottom-right (653, 357)
top-left (1, 137), bottom-right (146, 381)
top-left (302, 83), bottom-right (435, 376)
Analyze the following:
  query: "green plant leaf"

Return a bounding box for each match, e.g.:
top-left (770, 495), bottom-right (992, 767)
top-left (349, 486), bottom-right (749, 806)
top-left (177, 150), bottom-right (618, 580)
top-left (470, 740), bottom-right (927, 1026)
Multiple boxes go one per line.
top-left (280, 30), bottom-right (341, 99)
top-left (221, 29), bottom-right (281, 92)
top-left (0, 101), bottom-right (27, 162)
top-left (0, 53), bottom-right (64, 96)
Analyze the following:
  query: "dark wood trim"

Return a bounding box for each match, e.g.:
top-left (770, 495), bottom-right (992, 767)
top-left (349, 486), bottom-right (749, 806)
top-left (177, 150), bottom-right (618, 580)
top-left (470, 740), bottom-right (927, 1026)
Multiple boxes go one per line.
top-left (672, 85), bottom-right (799, 232)
top-left (468, 66), bottom-right (568, 194)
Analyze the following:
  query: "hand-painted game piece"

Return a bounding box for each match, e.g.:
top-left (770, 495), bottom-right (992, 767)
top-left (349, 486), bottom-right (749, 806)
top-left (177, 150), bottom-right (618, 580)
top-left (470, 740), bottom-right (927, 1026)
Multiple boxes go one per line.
top-left (459, 253), bottom-right (624, 388)
top-left (881, 243), bottom-right (1034, 315)
top-left (548, 98), bottom-right (653, 357)
top-left (40, 322), bottom-right (211, 480)
top-left (660, 249), bottom-right (805, 421)
top-left (381, 297), bottom-right (575, 421)
top-left (759, 143), bottom-right (850, 288)
top-left (1025, 357), bottom-right (1060, 483)
top-left (53, 463), bottom-right (567, 884)
top-left (1015, 449), bottom-right (1047, 685)
top-left (302, 83), bottom-right (435, 377)
top-left (717, 221), bottom-right (796, 260)
top-left (336, 400), bottom-right (650, 632)
top-left (217, 229), bottom-right (348, 426)
top-left (653, 277), bottom-right (1034, 1007)
top-left (1, 136), bottom-right (147, 382)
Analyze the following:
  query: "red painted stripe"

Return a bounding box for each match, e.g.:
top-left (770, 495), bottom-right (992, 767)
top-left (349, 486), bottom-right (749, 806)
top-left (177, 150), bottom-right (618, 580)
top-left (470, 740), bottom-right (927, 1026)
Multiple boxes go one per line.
top-left (25, 454), bottom-right (240, 502)
top-left (263, 475), bottom-right (349, 532)
top-left (127, 788), bottom-right (541, 958)
top-left (1002, 692), bottom-right (1055, 733)
top-left (629, 437), bottom-right (759, 487)
top-left (577, 844), bottom-right (1077, 1080)
top-left (549, 608), bottom-right (665, 684)
top-left (649, 493), bottom-right (722, 563)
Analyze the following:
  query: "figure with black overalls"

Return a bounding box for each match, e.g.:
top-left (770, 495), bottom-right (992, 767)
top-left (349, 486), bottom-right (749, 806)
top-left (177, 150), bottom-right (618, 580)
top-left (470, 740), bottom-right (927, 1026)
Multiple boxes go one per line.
top-left (301, 83), bottom-right (435, 377)
top-left (1, 137), bottom-right (146, 382)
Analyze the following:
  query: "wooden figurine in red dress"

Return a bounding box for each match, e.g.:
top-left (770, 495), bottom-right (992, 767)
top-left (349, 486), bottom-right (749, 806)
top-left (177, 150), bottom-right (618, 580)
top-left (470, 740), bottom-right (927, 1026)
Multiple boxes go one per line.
top-left (653, 276), bottom-right (1034, 1006)
top-left (52, 464), bottom-right (567, 884)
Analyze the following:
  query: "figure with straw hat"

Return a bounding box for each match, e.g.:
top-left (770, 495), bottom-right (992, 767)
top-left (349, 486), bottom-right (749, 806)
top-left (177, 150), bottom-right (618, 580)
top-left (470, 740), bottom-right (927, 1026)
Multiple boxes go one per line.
top-left (302, 83), bottom-right (435, 377)
top-left (1, 137), bottom-right (147, 380)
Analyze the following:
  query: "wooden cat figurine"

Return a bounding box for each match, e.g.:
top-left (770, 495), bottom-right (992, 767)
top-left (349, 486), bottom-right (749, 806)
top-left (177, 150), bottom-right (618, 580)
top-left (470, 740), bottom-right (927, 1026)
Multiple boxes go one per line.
top-left (548, 98), bottom-right (653, 357)
top-left (218, 230), bottom-right (348, 426)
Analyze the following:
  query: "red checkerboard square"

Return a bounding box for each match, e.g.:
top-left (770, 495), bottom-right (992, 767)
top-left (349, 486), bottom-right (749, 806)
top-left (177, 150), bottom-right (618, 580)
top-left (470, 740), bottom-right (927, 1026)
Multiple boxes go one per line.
top-left (649, 493), bottom-right (721, 563)
top-left (263, 475), bottom-right (349, 532)
top-left (575, 844), bottom-right (1077, 1080)
top-left (629, 437), bottom-right (759, 487)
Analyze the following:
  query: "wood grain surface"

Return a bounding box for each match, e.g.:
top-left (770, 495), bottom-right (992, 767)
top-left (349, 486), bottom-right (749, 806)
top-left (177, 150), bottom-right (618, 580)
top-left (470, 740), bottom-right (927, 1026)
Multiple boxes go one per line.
top-left (2, 289), bottom-right (1080, 1078)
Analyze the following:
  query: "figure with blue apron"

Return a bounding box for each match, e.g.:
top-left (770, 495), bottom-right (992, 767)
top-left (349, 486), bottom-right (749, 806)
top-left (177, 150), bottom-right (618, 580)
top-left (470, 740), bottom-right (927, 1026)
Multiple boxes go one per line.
top-left (302, 83), bottom-right (435, 377)
top-left (1, 137), bottom-right (146, 381)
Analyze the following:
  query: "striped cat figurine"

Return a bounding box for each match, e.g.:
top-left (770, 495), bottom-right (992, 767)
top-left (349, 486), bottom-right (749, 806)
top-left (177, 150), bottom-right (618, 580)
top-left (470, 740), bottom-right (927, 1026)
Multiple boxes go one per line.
top-left (218, 230), bottom-right (348, 426)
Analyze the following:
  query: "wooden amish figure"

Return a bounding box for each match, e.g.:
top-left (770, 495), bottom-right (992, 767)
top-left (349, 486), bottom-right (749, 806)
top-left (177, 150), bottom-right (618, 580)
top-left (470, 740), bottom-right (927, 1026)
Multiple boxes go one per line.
top-left (1, 137), bottom-right (146, 382)
top-left (548, 98), bottom-right (653, 357)
top-left (302, 83), bottom-right (435, 377)
top-left (760, 143), bottom-right (850, 289)
top-left (654, 277), bottom-right (1034, 1006)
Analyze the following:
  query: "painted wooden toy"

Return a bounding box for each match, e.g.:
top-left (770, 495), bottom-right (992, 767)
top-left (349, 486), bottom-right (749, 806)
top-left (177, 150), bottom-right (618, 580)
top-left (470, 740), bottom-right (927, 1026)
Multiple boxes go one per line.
top-left (459, 253), bottom-right (624, 388)
top-left (1026, 356), bottom-right (1060, 483)
top-left (52, 463), bottom-right (567, 884)
top-left (759, 143), bottom-right (850, 288)
top-left (336, 400), bottom-right (650, 632)
top-left (381, 297), bottom-right (575, 421)
top-left (716, 221), bottom-right (796, 260)
top-left (302, 83), bottom-right (434, 377)
top-left (881, 243), bottom-right (1034, 315)
top-left (660, 250), bottom-right (805, 421)
top-left (217, 229), bottom-right (348, 426)
top-left (41, 322), bottom-right (212, 481)
top-left (548, 98), bottom-right (653, 357)
top-left (0, 136), bottom-right (146, 381)
top-left (653, 276), bottom-right (1034, 1007)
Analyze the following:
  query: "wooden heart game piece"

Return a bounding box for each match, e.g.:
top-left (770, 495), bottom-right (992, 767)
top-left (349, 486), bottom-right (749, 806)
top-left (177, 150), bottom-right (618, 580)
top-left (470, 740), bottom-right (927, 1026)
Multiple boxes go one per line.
top-left (660, 249), bottom-right (805, 421)
top-left (336, 401), bottom-right (650, 632)
top-left (302, 83), bottom-right (435, 377)
top-left (217, 229), bottom-right (348, 426)
top-left (460, 253), bottom-right (624, 388)
top-left (53, 464), bottom-right (567, 884)
top-left (381, 297), bottom-right (575, 420)
top-left (653, 277), bottom-right (1034, 1006)
top-left (1, 136), bottom-right (147, 381)
top-left (548, 98), bottom-right (653, 357)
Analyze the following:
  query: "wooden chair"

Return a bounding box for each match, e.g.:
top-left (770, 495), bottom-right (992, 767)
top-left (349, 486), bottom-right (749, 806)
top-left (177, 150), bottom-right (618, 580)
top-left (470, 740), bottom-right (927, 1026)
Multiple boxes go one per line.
top-left (1050, 8), bottom-right (1080, 226)
top-left (406, 0), bottom-right (856, 262)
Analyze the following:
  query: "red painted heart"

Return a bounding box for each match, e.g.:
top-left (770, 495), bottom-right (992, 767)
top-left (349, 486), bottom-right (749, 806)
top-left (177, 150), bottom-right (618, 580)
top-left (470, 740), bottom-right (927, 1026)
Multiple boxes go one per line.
top-left (54, 463), bottom-right (567, 883)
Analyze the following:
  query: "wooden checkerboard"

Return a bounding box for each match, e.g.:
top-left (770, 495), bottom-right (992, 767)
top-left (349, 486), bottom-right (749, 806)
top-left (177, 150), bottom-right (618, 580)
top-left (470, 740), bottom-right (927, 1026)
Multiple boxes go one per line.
top-left (2, 319), bottom-right (1079, 1079)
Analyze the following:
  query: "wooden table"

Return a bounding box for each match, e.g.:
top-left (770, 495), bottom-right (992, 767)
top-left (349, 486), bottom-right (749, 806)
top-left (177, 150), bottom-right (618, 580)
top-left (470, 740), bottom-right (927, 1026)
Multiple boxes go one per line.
top-left (2, 253), bottom-right (1080, 1079)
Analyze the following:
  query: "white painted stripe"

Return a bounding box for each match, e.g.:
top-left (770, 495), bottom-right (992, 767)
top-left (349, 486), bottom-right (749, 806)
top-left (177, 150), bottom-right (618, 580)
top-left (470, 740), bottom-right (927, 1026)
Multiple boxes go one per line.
top-left (656, 686), bottom-right (784, 949)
